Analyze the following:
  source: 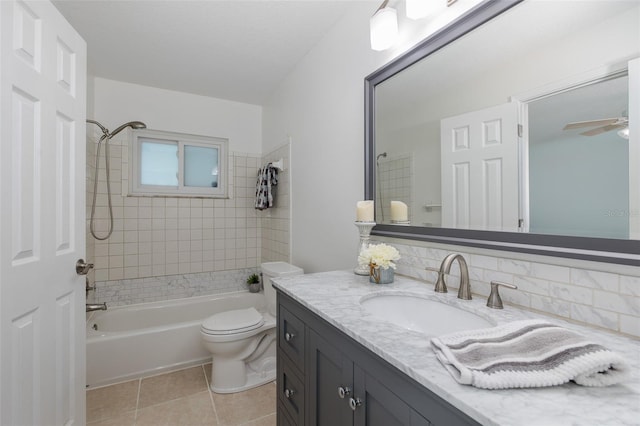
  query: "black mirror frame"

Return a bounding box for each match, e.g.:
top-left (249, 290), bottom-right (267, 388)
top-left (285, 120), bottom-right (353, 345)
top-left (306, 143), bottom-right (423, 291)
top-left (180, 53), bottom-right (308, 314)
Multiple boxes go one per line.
top-left (364, 0), bottom-right (639, 266)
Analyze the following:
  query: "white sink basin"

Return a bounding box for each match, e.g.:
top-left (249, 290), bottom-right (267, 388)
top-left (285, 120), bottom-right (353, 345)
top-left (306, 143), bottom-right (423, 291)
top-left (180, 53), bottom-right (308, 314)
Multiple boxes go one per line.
top-left (361, 294), bottom-right (494, 336)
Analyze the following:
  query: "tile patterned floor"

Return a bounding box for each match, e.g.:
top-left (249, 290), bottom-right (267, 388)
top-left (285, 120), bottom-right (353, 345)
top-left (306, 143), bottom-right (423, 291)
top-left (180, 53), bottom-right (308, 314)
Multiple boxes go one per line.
top-left (87, 364), bottom-right (276, 426)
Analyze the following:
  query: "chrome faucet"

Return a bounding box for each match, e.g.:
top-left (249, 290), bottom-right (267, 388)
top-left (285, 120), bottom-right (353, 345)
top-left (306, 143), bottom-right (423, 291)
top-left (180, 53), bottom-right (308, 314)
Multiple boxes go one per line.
top-left (86, 303), bottom-right (107, 312)
top-left (429, 254), bottom-right (471, 300)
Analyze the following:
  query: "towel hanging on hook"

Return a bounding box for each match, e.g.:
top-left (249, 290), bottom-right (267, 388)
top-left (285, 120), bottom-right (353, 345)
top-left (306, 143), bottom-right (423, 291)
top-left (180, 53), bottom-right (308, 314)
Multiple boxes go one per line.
top-left (255, 162), bottom-right (280, 210)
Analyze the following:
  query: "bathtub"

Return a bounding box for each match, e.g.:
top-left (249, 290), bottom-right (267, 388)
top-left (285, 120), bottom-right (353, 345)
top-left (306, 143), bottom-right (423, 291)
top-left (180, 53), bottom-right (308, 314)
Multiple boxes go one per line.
top-left (86, 291), bottom-right (266, 388)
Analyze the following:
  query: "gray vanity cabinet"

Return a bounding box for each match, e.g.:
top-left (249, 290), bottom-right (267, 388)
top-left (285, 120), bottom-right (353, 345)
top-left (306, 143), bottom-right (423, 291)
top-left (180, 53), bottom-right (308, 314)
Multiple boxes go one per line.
top-left (277, 291), bottom-right (480, 426)
top-left (308, 328), bottom-right (429, 426)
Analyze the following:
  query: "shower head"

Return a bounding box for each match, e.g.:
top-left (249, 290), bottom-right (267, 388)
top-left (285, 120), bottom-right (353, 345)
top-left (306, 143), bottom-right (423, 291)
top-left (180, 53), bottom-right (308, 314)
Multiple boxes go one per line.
top-left (376, 152), bottom-right (387, 162)
top-left (109, 121), bottom-right (147, 138)
top-left (86, 119), bottom-right (147, 139)
top-left (86, 119), bottom-right (109, 136)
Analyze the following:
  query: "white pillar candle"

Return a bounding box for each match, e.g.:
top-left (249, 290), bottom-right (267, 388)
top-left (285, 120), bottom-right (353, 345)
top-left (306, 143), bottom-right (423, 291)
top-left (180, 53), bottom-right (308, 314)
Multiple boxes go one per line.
top-left (390, 201), bottom-right (408, 222)
top-left (356, 200), bottom-right (374, 222)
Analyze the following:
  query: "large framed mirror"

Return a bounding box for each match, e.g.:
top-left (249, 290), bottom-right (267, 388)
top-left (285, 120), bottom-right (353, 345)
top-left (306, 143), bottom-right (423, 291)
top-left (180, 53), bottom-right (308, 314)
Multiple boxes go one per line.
top-left (365, 0), bottom-right (639, 266)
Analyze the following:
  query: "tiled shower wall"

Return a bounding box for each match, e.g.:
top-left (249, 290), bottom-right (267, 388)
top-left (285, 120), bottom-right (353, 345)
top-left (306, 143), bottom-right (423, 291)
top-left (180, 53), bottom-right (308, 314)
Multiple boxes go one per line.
top-left (86, 130), bottom-right (287, 305)
top-left (259, 142), bottom-right (291, 263)
top-left (382, 239), bottom-right (640, 338)
top-left (376, 154), bottom-right (413, 223)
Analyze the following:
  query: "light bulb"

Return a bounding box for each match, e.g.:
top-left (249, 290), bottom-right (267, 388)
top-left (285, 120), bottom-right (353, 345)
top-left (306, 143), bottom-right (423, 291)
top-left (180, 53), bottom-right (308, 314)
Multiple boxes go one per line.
top-left (617, 127), bottom-right (629, 139)
top-left (370, 6), bottom-right (398, 51)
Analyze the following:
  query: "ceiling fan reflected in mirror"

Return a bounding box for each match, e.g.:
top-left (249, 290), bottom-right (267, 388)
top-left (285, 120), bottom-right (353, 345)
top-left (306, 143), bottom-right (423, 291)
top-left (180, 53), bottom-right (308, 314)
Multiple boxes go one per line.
top-left (562, 117), bottom-right (629, 139)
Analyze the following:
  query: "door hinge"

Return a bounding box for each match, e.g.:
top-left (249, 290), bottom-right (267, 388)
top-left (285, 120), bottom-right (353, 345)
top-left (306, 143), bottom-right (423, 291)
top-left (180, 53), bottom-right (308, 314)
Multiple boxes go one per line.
top-left (518, 219), bottom-right (524, 228)
top-left (517, 124), bottom-right (523, 138)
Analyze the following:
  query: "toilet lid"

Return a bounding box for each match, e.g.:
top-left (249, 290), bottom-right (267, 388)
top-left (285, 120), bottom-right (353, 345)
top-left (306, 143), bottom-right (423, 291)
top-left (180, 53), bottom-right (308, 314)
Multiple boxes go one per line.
top-left (202, 307), bottom-right (264, 334)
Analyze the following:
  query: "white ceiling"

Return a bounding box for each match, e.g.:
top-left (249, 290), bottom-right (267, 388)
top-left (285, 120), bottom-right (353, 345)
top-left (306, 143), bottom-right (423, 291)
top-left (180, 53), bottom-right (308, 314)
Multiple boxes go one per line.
top-left (53, 0), bottom-right (364, 106)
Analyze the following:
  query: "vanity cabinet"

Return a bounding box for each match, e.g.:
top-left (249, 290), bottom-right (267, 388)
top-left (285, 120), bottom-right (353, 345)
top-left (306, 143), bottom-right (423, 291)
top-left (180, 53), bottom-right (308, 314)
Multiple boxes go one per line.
top-left (277, 291), bottom-right (480, 426)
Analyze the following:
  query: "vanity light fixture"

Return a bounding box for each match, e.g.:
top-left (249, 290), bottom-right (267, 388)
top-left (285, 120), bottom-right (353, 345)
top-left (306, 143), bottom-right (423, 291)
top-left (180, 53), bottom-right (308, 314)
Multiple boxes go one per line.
top-left (371, 0), bottom-right (459, 50)
top-left (370, 0), bottom-right (398, 51)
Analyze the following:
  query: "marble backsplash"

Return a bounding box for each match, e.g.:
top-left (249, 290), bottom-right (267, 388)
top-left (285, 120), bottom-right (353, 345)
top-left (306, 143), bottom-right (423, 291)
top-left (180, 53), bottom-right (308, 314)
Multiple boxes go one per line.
top-left (92, 268), bottom-right (258, 307)
top-left (376, 240), bottom-right (640, 338)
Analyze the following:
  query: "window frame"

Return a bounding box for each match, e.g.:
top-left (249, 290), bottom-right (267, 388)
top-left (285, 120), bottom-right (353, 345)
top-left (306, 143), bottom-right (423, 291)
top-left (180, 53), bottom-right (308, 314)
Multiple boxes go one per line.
top-left (128, 129), bottom-right (228, 198)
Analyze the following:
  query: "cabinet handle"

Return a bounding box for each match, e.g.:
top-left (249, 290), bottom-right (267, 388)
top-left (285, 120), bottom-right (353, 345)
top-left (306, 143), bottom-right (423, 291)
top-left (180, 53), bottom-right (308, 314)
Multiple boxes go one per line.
top-left (337, 386), bottom-right (351, 399)
top-left (284, 332), bottom-right (295, 342)
top-left (284, 388), bottom-right (296, 399)
top-left (349, 397), bottom-right (362, 411)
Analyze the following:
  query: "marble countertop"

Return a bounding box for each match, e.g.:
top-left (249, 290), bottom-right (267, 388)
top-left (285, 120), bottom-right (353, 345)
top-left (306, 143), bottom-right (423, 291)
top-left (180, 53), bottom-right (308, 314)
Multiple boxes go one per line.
top-left (272, 270), bottom-right (640, 426)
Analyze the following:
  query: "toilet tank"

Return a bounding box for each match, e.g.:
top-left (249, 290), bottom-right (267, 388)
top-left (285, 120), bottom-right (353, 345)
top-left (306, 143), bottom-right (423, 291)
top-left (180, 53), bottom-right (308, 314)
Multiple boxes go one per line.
top-left (261, 262), bottom-right (303, 315)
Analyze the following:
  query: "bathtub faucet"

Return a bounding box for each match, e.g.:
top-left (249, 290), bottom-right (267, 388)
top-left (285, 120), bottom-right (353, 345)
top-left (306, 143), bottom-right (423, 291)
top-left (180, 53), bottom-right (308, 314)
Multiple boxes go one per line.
top-left (86, 303), bottom-right (107, 312)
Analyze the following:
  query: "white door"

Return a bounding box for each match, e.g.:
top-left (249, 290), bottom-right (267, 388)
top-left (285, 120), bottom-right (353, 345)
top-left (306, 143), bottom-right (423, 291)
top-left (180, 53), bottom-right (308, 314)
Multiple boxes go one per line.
top-left (1, 1), bottom-right (87, 425)
top-left (628, 58), bottom-right (639, 239)
top-left (440, 102), bottom-right (519, 231)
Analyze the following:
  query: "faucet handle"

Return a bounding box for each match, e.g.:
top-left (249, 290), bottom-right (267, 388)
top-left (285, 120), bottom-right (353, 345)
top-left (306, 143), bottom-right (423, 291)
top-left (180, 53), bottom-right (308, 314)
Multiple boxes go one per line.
top-left (425, 266), bottom-right (447, 293)
top-left (487, 281), bottom-right (517, 309)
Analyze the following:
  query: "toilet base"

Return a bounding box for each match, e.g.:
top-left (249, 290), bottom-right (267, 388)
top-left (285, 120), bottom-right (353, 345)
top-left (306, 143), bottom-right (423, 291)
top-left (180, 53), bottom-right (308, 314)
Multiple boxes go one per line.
top-left (209, 355), bottom-right (276, 394)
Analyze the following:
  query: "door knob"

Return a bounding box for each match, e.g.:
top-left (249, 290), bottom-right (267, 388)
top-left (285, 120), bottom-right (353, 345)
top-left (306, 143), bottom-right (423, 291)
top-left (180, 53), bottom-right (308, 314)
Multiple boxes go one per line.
top-left (76, 259), bottom-right (94, 275)
top-left (284, 388), bottom-right (296, 399)
top-left (284, 332), bottom-right (295, 342)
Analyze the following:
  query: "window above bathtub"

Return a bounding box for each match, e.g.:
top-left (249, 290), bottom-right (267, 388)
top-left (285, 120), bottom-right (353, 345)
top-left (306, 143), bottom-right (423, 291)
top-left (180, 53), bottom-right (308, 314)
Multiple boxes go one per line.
top-left (126, 129), bottom-right (228, 198)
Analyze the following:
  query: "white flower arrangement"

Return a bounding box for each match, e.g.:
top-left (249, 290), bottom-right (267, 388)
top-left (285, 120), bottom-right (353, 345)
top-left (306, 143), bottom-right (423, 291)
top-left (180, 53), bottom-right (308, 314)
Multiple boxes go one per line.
top-left (358, 243), bottom-right (401, 270)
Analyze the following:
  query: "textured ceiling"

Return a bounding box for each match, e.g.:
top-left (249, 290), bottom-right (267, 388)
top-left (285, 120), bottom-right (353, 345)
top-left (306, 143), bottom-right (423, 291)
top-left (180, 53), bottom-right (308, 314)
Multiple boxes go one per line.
top-left (53, 0), bottom-right (365, 105)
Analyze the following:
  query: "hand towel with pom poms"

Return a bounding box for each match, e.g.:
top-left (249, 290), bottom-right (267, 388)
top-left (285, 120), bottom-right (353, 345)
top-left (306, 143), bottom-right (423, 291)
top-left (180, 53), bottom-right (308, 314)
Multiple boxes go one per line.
top-left (430, 319), bottom-right (628, 389)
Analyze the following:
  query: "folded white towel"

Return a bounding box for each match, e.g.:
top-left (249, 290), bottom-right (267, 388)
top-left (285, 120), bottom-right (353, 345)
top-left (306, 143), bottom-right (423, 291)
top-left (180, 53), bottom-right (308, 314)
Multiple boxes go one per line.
top-left (430, 319), bottom-right (628, 389)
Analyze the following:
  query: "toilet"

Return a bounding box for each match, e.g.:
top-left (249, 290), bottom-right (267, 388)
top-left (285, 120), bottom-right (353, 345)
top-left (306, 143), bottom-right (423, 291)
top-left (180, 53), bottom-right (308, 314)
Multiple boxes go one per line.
top-left (200, 262), bottom-right (303, 393)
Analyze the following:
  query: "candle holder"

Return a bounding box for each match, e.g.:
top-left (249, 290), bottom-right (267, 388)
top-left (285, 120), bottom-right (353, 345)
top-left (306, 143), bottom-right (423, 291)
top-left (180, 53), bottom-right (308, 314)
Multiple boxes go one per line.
top-left (390, 220), bottom-right (410, 225)
top-left (354, 221), bottom-right (376, 275)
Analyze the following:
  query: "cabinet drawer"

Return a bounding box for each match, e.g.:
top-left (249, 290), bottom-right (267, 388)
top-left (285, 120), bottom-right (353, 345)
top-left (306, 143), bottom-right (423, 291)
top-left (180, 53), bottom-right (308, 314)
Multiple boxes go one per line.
top-left (278, 357), bottom-right (305, 425)
top-left (279, 305), bottom-right (305, 371)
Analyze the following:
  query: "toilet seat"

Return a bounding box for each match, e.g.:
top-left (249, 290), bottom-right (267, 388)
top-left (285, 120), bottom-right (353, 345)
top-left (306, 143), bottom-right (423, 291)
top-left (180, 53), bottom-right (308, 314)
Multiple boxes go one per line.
top-left (201, 307), bottom-right (265, 335)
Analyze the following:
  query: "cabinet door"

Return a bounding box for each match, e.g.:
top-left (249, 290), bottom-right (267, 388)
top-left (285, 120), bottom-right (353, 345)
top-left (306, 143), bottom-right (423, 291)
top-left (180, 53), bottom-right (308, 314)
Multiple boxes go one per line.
top-left (353, 366), bottom-right (431, 426)
top-left (307, 329), bottom-right (354, 426)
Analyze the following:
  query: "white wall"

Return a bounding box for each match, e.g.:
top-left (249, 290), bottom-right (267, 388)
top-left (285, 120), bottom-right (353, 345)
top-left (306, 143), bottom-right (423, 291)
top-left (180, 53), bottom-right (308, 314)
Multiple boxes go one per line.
top-left (262, 0), bottom-right (483, 273)
top-left (92, 77), bottom-right (262, 154)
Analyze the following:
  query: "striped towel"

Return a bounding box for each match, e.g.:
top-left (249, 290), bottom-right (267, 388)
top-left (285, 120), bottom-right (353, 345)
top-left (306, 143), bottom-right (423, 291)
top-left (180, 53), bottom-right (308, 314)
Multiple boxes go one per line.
top-left (430, 320), bottom-right (628, 389)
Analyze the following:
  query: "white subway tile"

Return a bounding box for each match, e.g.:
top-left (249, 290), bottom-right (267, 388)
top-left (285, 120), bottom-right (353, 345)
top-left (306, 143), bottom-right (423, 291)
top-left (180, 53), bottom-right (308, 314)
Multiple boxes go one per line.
top-left (571, 269), bottom-right (619, 292)
top-left (593, 291), bottom-right (640, 316)
top-left (619, 314), bottom-right (640, 338)
top-left (550, 282), bottom-right (592, 305)
top-left (570, 304), bottom-right (618, 331)
top-left (513, 275), bottom-right (549, 296)
top-left (530, 294), bottom-right (571, 318)
top-left (497, 259), bottom-right (531, 275)
top-left (530, 263), bottom-right (571, 282)
top-left (483, 270), bottom-right (514, 285)
top-left (620, 275), bottom-right (640, 297)
top-left (470, 254), bottom-right (499, 270)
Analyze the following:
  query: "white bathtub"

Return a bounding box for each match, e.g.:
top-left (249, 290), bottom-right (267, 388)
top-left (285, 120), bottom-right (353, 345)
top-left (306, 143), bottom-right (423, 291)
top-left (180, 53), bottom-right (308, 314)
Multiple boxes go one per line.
top-left (86, 291), bottom-right (266, 388)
